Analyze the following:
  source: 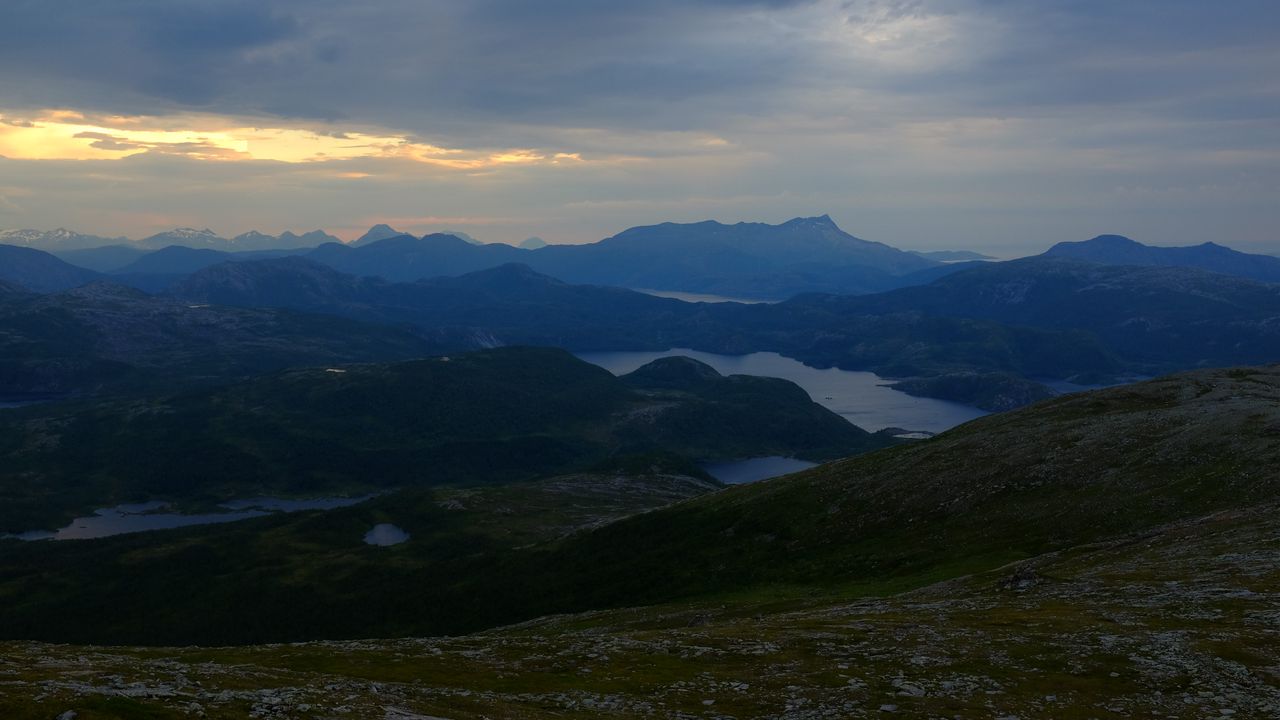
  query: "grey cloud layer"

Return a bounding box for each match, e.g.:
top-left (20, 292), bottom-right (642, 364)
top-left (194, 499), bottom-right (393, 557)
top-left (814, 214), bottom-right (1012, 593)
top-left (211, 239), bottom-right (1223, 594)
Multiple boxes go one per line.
top-left (0, 0), bottom-right (1276, 252)
top-left (1, 1), bottom-right (1270, 136)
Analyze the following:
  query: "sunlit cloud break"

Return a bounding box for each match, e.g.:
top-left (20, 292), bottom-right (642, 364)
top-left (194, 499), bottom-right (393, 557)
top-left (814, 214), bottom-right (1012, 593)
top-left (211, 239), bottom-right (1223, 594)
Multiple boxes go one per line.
top-left (0, 109), bottom-right (580, 169)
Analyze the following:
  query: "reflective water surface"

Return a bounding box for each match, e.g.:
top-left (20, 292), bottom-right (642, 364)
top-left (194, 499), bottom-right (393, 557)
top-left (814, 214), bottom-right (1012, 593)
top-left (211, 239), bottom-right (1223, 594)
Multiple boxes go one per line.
top-left (364, 523), bottom-right (411, 546)
top-left (701, 456), bottom-right (818, 485)
top-left (578, 348), bottom-right (988, 433)
top-left (9, 496), bottom-right (375, 541)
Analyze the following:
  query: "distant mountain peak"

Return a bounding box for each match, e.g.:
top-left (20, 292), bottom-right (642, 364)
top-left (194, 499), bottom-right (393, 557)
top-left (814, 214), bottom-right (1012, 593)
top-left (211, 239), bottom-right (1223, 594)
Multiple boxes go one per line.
top-left (439, 230), bottom-right (483, 245)
top-left (138, 228), bottom-right (228, 249)
top-left (353, 223), bottom-right (402, 246)
top-left (783, 214), bottom-right (837, 228)
top-left (519, 237), bottom-right (547, 250)
top-left (1085, 234), bottom-right (1139, 245)
top-left (464, 262), bottom-right (561, 283)
top-left (166, 227), bottom-right (218, 238)
top-left (1043, 234), bottom-right (1280, 284)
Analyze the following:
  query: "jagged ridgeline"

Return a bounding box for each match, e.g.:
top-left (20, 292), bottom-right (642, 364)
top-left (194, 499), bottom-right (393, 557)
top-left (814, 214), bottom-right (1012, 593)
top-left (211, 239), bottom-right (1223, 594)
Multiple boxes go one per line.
top-left (0, 364), bottom-right (1275, 645)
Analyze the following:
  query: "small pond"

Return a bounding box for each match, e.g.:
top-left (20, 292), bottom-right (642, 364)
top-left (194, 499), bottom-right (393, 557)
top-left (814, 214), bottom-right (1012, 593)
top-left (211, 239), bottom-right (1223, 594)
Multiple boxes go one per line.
top-left (364, 523), bottom-right (411, 546)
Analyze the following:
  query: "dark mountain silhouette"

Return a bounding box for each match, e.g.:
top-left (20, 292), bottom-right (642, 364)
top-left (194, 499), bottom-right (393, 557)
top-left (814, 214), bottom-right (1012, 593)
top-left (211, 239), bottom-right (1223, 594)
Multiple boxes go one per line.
top-left (304, 216), bottom-right (939, 299)
top-left (909, 249), bottom-right (993, 262)
top-left (50, 244), bottom-right (149, 272)
top-left (1043, 234), bottom-right (1280, 283)
top-left (231, 229), bottom-right (339, 251)
top-left (0, 244), bottom-right (102, 292)
top-left (308, 233), bottom-right (527, 281)
top-left (168, 258), bottom-right (1116, 382)
top-left (832, 256), bottom-right (1280, 369)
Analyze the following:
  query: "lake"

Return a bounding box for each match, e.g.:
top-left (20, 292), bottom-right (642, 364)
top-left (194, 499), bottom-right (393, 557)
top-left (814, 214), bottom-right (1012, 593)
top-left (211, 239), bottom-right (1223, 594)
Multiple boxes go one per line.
top-left (577, 348), bottom-right (988, 433)
top-left (702, 456), bottom-right (818, 485)
top-left (8, 495), bottom-right (376, 541)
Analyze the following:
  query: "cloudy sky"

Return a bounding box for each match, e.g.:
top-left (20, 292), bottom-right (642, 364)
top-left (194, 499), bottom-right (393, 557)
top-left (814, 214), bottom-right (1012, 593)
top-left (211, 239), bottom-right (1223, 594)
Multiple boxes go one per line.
top-left (0, 0), bottom-right (1276, 254)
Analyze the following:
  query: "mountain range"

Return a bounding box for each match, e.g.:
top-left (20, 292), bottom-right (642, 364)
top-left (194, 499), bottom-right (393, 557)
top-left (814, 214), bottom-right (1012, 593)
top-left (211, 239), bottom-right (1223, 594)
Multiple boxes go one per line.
top-left (169, 253), bottom-right (1280, 380)
top-left (4, 238), bottom-right (1278, 411)
top-left (1, 227), bottom-right (339, 254)
top-left (166, 257), bottom-right (1121, 386)
top-left (10, 219), bottom-right (1278, 302)
top-left (8, 216), bottom-right (949, 298)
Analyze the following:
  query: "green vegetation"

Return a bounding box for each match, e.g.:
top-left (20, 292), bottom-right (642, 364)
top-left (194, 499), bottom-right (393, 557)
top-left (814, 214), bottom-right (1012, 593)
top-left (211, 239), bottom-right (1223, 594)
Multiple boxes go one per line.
top-left (3, 498), bottom-right (1277, 718)
top-left (0, 364), bottom-right (1274, 648)
top-left (0, 347), bottom-right (886, 531)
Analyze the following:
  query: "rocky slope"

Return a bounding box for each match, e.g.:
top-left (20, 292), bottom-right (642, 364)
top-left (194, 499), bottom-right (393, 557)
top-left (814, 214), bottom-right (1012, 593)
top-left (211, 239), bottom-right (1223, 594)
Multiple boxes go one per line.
top-left (2, 489), bottom-right (1276, 719)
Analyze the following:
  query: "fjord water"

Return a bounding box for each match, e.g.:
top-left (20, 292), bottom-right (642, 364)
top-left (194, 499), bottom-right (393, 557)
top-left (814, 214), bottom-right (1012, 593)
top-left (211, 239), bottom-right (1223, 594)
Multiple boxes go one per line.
top-left (577, 348), bottom-right (987, 433)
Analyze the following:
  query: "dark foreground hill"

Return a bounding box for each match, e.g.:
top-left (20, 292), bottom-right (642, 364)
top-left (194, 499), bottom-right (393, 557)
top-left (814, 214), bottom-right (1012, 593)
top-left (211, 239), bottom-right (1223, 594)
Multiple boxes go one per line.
top-left (6, 496), bottom-right (1272, 718)
top-left (0, 364), bottom-right (1274, 647)
top-left (0, 348), bottom-right (886, 532)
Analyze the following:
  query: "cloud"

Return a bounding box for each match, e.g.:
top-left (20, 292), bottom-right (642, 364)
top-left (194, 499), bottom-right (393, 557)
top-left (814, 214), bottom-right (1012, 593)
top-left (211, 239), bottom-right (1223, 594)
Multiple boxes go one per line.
top-left (0, 0), bottom-right (1275, 253)
top-left (1, 1), bottom-right (1274, 143)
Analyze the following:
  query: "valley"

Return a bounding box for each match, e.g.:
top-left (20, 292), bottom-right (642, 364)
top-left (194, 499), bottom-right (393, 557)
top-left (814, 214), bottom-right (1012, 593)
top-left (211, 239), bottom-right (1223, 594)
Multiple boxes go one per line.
top-left (2, 218), bottom-right (1278, 717)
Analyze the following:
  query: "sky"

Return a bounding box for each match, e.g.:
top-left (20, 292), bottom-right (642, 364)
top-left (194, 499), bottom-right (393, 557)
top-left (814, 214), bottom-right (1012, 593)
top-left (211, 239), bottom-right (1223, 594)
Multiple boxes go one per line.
top-left (0, 0), bottom-right (1276, 255)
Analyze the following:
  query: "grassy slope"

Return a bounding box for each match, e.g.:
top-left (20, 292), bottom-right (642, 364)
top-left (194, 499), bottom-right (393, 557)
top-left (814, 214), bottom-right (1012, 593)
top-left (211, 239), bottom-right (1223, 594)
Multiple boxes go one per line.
top-left (0, 366), bottom-right (1274, 650)
top-left (519, 365), bottom-right (1280, 611)
top-left (2, 501), bottom-right (1276, 719)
